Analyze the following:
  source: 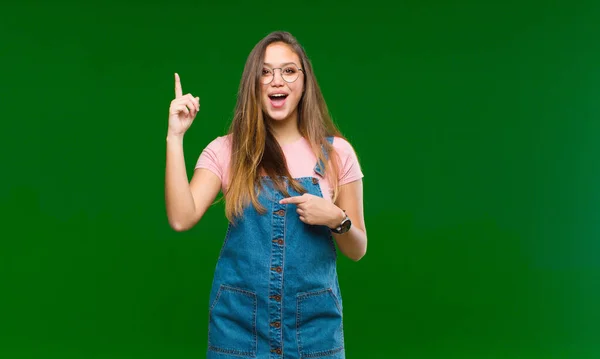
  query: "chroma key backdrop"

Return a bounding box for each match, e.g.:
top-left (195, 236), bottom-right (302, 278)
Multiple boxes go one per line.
top-left (1, 0), bottom-right (599, 358)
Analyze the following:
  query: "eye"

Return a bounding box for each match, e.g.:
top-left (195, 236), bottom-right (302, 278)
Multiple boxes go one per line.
top-left (283, 66), bottom-right (297, 74)
top-left (262, 68), bottom-right (272, 75)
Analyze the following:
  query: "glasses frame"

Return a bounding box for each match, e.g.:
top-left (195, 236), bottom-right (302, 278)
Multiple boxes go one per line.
top-left (261, 64), bottom-right (305, 85)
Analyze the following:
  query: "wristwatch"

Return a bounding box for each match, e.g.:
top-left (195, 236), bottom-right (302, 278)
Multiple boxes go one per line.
top-left (330, 210), bottom-right (352, 234)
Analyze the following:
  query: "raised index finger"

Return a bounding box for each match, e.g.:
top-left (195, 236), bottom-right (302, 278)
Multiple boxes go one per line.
top-left (174, 73), bottom-right (183, 98)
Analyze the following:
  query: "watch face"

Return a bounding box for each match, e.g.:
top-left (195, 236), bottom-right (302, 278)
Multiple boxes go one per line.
top-left (340, 218), bottom-right (351, 232)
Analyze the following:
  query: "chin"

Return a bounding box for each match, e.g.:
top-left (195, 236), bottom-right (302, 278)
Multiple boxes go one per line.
top-left (266, 111), bottom-right (291, 121)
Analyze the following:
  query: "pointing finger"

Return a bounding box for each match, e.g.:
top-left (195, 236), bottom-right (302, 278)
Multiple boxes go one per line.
top-left (279, 196), bottom-right (306, 205)
top-left (174, 73), bottom-right (183, 98)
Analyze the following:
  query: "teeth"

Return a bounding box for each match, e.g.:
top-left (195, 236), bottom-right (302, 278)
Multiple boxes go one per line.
top-left (271, 94), bottom-right (287, 98)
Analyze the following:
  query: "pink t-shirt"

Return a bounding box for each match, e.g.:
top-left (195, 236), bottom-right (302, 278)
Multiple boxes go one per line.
top-left (195, 135), bottom-right (363, 201)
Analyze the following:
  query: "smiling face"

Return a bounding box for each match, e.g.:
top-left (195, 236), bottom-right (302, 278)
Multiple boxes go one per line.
top-left (260, 42), bottom-right (305, 123)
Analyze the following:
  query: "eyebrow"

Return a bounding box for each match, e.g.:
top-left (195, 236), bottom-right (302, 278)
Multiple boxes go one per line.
top-left (263, 62), bottom-right (298, 67)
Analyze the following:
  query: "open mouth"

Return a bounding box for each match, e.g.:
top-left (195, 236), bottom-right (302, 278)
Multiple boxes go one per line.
top-left (268, 93), bottom-right (288, 108)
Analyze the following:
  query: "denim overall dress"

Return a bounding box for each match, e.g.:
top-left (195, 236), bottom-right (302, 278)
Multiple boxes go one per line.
top-left (206, 139), bottom-right (345, 359)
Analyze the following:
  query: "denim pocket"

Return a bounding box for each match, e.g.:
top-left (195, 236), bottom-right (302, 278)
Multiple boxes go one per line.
top-left (208, 285), bottom-right (257, 357)
top-left (296, 288), bottom-right (345, 358)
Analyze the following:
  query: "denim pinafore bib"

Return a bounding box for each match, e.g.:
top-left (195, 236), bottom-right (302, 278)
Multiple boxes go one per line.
top-left (206, 138), bottom-right (345, 359)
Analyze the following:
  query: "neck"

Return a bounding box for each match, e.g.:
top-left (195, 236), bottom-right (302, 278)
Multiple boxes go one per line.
top-left (267, 111), bottom-right (302, 146)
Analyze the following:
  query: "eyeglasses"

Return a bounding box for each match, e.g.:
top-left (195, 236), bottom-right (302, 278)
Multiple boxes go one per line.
top-left (261, 64), bottom-right (304, 85)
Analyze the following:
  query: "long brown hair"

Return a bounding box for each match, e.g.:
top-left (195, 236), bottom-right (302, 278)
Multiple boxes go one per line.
top-left (225, 31), bottom-right (344, 222)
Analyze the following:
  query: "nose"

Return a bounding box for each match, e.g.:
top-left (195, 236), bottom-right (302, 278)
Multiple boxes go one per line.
top-left (271, 68), bottom-right (284, 86)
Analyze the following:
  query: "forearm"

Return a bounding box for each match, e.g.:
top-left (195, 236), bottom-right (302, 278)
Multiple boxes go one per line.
top-left (319, 201), bottom-right (367, 262)
top-left (333, 226), bottom-right (367, 261)
top-left (165, 134), bottom-right (196, 230)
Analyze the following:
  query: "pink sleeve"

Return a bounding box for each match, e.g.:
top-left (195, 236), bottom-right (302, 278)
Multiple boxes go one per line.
top-left (333, 137), bottom-right (364, 185)
top-left (195, 136), bottom-right (227, 183)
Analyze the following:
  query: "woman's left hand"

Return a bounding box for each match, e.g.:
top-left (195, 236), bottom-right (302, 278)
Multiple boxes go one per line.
top-left (279, 193), bottom-right (345, 228)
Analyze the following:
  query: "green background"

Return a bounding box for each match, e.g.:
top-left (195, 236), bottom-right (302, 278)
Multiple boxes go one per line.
top-left (2, 0), bottom-right (599, 358)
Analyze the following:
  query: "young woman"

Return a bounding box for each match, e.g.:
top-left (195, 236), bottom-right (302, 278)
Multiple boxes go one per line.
top-left (165, 31), bottom-right (367, 359)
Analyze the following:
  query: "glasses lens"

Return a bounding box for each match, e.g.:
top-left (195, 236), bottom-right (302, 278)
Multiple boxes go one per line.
top-left (261, 68), bottom-right (274, 84)
top-left (281, 65), bottom-right (300, 83)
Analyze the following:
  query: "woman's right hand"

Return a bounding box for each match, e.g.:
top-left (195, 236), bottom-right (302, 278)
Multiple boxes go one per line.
top-left (168, 73), bottom-right (200, 137)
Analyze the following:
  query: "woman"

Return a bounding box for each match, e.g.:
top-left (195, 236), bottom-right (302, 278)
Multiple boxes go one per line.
top-left (165, 31), bottom-right (367, 359)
